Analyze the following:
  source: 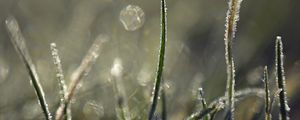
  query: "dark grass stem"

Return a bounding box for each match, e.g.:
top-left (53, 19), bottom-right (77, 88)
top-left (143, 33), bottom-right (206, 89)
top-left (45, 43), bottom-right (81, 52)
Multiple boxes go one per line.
top-left (148, 0), bottom-right (167, 120)
top-left (263, 66), bottom-right (271, 120)
top-left (224, 0), bottom-right (243, 119)
top-left (50, 43), bottom-right (71, 120)
top-left (5, 16), bottom-right (52, 120)
top-left (55, 35), bottom-right (108, 120)
top-left (275, 36), bottom-right (290, 120)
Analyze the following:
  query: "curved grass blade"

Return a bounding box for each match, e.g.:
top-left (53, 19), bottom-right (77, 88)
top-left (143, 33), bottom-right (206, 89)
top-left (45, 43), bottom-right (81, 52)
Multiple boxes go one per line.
top-left (148, 0), bottom-right (167, 119)
top-left (5, 16), bottom-right (52, 120)
top-left (187, 88), bottom-right (264, 120)
top-left (223, 0), bottom-right (243, 119)
top-left (275, 36), bottom-right (289, 120)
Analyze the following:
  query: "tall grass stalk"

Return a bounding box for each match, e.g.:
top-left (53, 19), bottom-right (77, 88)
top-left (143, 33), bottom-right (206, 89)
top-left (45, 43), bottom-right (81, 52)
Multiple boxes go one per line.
top-left (275, 36), bottom-right (289, 120)
top-left (148, 0), bottom-right (167, 119)
top-left (50, 43), bottom-right (71, 120)
top-left (263, 66), bottom-right (271, 120)
top-left (5, 16), bottom-right (52, 120)
top-left (55, 35), bottom-right (108, 120)
top-left (223, 0), bottom-right (243, 119)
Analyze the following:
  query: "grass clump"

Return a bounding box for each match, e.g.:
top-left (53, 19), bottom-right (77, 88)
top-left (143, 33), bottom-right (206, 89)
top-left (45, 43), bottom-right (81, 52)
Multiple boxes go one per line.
top-left (3, 0), bottom-right (294, 120)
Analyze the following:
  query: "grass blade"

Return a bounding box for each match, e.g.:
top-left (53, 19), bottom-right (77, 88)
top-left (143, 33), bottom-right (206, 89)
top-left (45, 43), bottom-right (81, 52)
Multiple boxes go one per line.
top-left (50, 43), bottom-right (71, 120)
top-left (223, 0), bottom-right (243, 119)
top-left (275, 36), bottom-right (290, 120)
top-left (263, 66), bottom-right (271, 120)
top-left (5, 16), bottom-right (52, 120)
top-left (148, 0), bottom-right (167, 119)
top-left (55, 34), bottom-right (108, 120)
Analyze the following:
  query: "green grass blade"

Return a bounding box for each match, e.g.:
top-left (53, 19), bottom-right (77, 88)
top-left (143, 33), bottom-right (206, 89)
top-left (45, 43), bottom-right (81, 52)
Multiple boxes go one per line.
top-left (148, 0), bottom-right (167, 119)
top-left (5, 16), bottom-right (52, 120)
top-left (275, 36), bottom-right (290, 120)
top-left (263, 66), bottom-right (271, 120)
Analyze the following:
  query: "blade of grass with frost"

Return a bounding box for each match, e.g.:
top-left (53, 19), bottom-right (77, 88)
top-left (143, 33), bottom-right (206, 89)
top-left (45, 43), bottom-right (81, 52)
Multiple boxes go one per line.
top-left (148, 0), bottom-right (167, 119)
top-left (55, 34), bottom-right (108, 120)
top-left (199, 88), bottom-right (210, 120)
top-left (275, 36), bottom-right (289, 120)
top-left (5, 16), bottom-right (52, 120)
top-left (187, 88), bottom-right (264, 120)
top-left (263, 66), bottom-right (271, 120)
top-left (50, 43), bottom-right (71, 120)
top-left (223, 0), bottom-right (243, 119)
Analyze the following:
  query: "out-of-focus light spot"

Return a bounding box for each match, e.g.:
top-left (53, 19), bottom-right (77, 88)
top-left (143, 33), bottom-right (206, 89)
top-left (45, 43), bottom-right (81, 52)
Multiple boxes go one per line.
top-left (120, 5), bottom-right (145, 31)
top-left (111, 57), bottom-right (123, 78)
top-left (0, 60), bottom-right (9, 84)
top-left (137, 65), bottom-right (152, 86)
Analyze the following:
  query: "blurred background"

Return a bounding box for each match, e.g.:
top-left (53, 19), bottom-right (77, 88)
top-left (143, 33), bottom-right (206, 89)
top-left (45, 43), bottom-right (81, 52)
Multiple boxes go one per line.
top-left (0, 0), bottom-right (300, 119)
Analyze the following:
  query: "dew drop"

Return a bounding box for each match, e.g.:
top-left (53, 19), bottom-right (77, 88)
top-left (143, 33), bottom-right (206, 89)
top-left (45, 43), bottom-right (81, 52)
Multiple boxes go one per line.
top-left (119, 5), bottom-right (145, 31)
